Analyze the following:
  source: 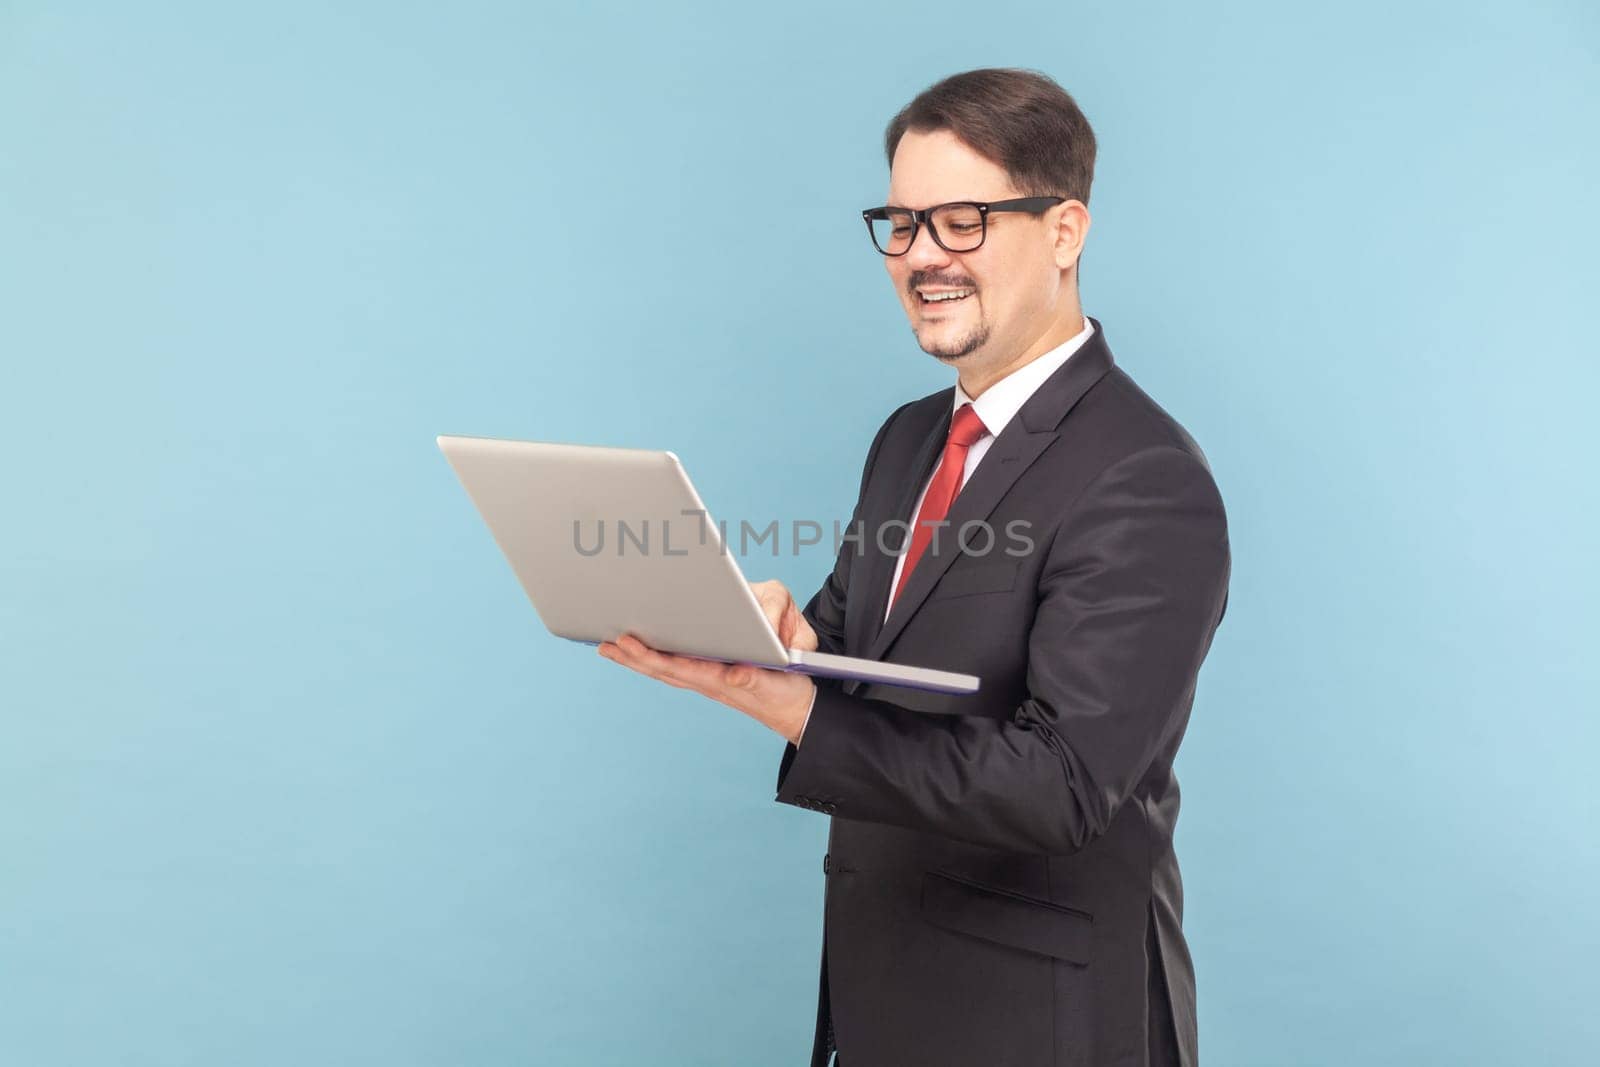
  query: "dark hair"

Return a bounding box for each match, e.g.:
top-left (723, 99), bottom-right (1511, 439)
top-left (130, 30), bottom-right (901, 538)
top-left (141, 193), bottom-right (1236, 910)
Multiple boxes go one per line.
top-left (884, 68), bottom-right (1097, 206)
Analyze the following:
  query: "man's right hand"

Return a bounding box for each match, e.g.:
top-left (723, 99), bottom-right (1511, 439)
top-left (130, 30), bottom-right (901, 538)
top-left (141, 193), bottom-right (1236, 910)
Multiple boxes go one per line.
top-left (750, 579), bottom-right (819, 652)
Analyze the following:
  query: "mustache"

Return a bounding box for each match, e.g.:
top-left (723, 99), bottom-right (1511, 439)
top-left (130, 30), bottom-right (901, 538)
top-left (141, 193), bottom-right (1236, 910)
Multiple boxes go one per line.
top-left (909, 273), bottom-right (977, 291)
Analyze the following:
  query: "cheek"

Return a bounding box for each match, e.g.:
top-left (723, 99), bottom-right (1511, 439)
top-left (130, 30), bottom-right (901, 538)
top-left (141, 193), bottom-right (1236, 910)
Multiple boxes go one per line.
top-left (976, 256), bottom-right (1038, 317)
top-left (886, 266), bottom-right (916, 306)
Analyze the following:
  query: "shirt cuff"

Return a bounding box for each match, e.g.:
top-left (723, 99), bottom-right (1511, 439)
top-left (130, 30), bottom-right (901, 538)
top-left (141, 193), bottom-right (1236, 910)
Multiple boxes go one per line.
top-left (795, 686), bottom-right (819, 746)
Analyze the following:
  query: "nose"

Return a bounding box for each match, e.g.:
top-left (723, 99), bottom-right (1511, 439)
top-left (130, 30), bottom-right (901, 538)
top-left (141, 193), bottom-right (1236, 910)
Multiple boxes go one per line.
top-left (902, 216), bottom-right (954, 272)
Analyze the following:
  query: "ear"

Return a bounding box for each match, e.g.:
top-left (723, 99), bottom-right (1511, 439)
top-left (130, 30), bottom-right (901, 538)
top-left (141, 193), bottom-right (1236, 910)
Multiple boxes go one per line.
top-left (1052, 201), bottom-right (1091, 272)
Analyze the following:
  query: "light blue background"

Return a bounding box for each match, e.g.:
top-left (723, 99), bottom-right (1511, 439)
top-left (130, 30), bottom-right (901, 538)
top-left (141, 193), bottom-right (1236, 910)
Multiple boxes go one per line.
top-left (3, 2), bottom-right (1597, 1064)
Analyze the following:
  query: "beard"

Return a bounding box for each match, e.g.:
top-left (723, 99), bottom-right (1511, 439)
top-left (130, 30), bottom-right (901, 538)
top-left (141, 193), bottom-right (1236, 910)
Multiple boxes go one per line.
top-left (916, 319), bottom-right (991, 360)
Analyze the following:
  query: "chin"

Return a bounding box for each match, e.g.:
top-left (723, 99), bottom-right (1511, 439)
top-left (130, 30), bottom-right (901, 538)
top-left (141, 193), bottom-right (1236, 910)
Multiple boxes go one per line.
top-left (915, 325), bottom-right (989, 361)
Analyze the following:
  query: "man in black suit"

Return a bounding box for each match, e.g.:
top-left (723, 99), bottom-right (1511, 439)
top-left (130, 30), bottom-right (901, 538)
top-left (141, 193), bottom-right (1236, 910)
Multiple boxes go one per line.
top-left (599, 68), bottom-right (1230, 1067)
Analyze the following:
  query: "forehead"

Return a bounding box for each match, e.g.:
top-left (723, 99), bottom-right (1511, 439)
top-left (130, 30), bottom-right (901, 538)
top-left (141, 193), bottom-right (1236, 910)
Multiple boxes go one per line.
top-left (887, 128), bottom-right (1018, 207)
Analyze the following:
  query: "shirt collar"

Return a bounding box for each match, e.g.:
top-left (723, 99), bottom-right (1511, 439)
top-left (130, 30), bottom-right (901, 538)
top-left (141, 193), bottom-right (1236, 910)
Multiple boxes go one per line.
top-left (954, 316), bottom-right (1097, 435)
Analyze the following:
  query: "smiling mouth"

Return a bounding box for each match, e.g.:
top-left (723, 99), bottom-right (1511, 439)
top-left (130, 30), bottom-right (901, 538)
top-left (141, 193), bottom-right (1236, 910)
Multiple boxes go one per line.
top-left (918, 288), bottom-right (975, 309)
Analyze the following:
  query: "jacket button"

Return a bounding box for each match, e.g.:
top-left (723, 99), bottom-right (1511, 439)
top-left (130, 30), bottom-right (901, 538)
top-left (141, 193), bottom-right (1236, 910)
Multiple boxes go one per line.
top-left (823, 853), bottom-right (831, 874)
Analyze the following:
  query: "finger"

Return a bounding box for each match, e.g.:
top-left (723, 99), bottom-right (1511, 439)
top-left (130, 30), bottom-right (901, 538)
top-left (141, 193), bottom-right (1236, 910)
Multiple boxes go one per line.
top-left (616, 635), bottom-right (728, 691)
top-left (613, 634), bottom-right (675, 675)
top-left (600, 640), bottom-right (658, 679)
top-left (606, 635), bottom-right (766, 705)
top-left (754, 586), bottom-right (783, 633)
top-left (756, 585), bottom-right (795, 645)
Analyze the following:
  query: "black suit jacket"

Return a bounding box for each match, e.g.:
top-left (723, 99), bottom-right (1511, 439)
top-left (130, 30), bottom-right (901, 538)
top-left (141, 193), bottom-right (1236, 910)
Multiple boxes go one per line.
top-left (776, 319), bottom-right (1230, 1067)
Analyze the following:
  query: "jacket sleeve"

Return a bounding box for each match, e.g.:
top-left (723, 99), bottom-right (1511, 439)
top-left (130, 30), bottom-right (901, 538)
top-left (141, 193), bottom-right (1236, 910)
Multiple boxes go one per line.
top-left (799, 401), bottom-right (910, 658)
top-left (775, 444), bottom-right (1231, 856)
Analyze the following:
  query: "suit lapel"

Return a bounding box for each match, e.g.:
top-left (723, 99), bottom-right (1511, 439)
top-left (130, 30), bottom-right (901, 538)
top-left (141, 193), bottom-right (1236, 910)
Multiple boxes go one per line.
top-left (860, 319), bottom-right (1118, 661)
top-left (852, 402), bottom-right (949, 654)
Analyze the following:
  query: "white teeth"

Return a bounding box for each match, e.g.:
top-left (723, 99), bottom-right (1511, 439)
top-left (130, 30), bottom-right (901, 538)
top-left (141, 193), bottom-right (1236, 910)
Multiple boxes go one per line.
top-left (921, 289), bottom-right (974, 303)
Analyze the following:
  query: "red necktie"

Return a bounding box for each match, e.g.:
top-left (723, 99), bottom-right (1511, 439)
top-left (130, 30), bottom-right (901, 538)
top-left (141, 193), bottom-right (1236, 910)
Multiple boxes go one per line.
top-left (889, 403), bottom-right (989, 611)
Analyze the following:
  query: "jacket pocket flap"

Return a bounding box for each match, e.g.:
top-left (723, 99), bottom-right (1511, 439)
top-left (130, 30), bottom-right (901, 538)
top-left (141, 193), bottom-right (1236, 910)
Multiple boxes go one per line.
top-left (921, 871), bottom-right (1092, 965)
top-left (931, 559), bottom-right (1018, 600)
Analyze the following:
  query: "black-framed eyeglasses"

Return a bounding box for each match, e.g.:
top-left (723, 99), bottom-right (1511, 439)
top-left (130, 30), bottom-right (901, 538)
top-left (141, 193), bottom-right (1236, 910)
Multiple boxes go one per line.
top-left (861, 197), bottom-right (1064, 256)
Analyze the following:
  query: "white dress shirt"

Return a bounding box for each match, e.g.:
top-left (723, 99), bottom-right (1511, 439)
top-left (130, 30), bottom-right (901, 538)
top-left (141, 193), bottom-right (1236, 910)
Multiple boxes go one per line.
top-left (795, 315), bottom-right (1097, 743)
top-left (883, 315), bottom-right (1097, 623)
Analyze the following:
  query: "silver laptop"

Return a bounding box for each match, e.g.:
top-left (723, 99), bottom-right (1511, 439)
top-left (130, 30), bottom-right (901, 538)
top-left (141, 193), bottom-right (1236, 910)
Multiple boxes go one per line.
top-left (437, 435), bottom-right (980, 695)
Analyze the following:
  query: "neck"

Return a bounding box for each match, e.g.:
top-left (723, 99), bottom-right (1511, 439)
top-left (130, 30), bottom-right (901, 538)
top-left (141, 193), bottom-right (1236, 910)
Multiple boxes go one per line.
top-left (957, 309), bottom-right (1087, 400)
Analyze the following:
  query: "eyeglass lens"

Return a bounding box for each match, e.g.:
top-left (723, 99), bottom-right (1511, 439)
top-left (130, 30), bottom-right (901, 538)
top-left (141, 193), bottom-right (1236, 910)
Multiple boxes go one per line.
top-left (870, 203), bottom-right (986, 255)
